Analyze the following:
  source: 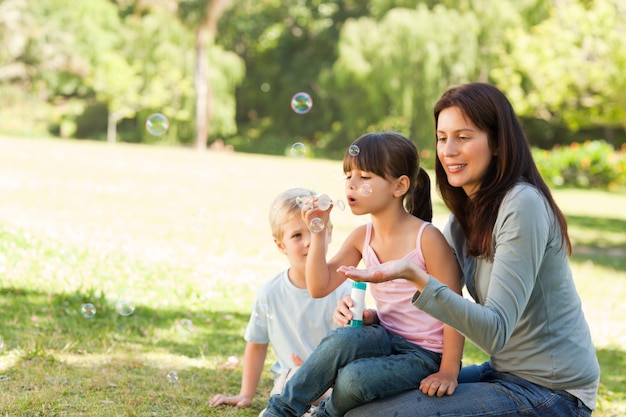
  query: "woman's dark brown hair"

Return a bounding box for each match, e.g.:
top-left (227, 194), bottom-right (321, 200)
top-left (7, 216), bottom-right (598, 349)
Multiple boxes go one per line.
top-left (343, 132), bottom-right (432, 222)
top-left (433, 83), bottom-right (571, 258)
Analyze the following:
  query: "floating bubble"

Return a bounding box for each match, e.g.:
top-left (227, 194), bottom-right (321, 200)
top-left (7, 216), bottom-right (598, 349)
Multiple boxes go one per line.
top-left (81, 303), bottom-right (96, 319)
top-left (253, 303), bottom-right (273, 327)
top-left (176, 319), bottom-right (194, 337)
top-left (316, 194), bottom-right (345, 211)
top-left (115, 290), bottom-right (135, 317)
top-left (291, 142), bottom-right (306, 157)
top-left (316, 194), bottom-right (332, 211)
top-left (310, 218), bottom-right (325, 233)
top-left (295, 195), bottom-right (314, 209)
top-left (167, 370), bottom-right (179, 383)
top-left (348, 145), bottom-right (360, 156)
top-left (359, 184), bottom-right (372, 197)
top-left (290, 92), bottom-right (313, 114)
top-left (145, 113), bottom-right (169, 136)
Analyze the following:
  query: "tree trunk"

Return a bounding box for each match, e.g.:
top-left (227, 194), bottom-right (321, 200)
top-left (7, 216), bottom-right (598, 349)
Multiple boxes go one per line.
top-left (107, 111), bottom-right (120, 144)
top-left (193, 0), bottom-right (232, 151)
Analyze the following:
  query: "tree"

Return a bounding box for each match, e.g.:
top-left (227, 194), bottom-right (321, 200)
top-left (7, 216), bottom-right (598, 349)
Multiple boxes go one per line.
top-left (492, 0), bottom-right (626, 141)
top-left (178, 0), bottom-right (242, 150)
top-left (323, 5), bottom-right (482, 153)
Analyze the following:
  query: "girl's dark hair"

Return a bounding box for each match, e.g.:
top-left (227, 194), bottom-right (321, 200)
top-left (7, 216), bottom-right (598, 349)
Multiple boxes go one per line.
top-left (433, 82), bottom-right (571, 258)
top-left (342, 132), bottom-right (432, 222)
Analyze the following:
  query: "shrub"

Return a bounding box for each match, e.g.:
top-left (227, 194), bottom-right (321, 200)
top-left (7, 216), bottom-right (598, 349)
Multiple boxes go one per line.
top-left (532, 140), bottom-right (626, 189)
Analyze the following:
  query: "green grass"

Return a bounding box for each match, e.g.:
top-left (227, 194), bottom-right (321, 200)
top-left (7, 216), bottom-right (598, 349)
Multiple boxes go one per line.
top-left (0, 136), bottom-right (624, 416)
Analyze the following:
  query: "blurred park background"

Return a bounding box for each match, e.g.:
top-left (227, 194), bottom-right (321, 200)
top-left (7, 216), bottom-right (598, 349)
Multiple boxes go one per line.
top-left (1, 0), bottom-right (626, 415)
top-left (1, 0), bottom-right (626, 171)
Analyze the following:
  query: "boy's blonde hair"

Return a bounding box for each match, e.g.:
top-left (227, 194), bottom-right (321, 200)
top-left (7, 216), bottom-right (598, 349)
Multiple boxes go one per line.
top-left (269, 188), bottom-right (315, 240)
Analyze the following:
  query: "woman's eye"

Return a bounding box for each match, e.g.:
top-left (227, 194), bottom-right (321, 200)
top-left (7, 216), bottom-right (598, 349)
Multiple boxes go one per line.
top-left (437, 137), bottom-right (446, 142)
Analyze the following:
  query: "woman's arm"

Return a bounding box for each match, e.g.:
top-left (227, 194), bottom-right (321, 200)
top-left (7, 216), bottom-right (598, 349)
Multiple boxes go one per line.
top-left (339, 187), bottom-right (553, 355)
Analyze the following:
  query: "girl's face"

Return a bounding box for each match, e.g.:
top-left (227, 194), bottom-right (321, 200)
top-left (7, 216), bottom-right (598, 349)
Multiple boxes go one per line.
top-left (436, 106), bottom-right (494, 197)
top-left (344, 168), bottom-right (396, 215)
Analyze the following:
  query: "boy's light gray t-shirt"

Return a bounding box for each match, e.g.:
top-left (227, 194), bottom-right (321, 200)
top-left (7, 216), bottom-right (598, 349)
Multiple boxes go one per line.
top-left (414, 183), bottom-right (600, 408)
top-left (245, 270), bottom-right (351, 377)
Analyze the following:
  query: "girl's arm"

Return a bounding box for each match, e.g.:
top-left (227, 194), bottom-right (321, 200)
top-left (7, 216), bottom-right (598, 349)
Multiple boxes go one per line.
top-left (303, 202), bottom-right (363, 297)
top-left (418, 226), bottom-right (465, 396)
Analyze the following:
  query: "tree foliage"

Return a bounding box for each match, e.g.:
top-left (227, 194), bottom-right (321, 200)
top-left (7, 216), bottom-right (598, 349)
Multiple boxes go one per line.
top-left (0, 0), bottom-right (624, 153)
top-left (492, 0), bottom-right (626, 132)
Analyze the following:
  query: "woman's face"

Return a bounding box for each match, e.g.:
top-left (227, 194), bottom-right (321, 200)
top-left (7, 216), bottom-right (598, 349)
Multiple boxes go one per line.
top-left (436, 106), bottom-right (494, 197)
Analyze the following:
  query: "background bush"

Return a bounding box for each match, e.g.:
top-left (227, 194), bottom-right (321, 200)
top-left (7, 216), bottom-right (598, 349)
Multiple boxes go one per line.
top-left (533, 140), bottom-right (626, 189)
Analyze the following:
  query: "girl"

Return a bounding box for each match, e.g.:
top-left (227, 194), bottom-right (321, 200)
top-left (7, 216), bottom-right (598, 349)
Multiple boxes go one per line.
top-left (262, 132), bottom-right (464, 417)
top-left (341, 83), bottom-right (599, 417)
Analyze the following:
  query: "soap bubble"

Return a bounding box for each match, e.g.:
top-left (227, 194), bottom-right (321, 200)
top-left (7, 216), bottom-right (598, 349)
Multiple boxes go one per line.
top-left (348, 145), bottom-right (360, 156)
top-left (290, 92), bottom-right (313, 114)
top-left (310, 218), bottom-right (325, 233)
top-left (295, 195), bottom-right (314, 210)
top-left (115, 289), bottom-right (135, 317)
top-left (359, 184), bottom-right (372, 197)
top-left (176, 319), bottom-right (194, 337)
top-left (316, 194), bottom-right (345, 211)
top-left (167, 370), bottom-right (179, 383)
top-left (81, 303), bottom-right (96, 319)
top-left (145, 113), bottom-right (169, 136)
top-left (253, 303), bottom-right (273, 327)
top-left (291, 142), bottom-right (306, 157)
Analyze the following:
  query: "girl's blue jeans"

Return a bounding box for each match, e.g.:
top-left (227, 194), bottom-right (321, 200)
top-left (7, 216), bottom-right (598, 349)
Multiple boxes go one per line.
top-left (345, 362), bottom-right (593, 417)
top-left (263, 324), bottom-right (441, 417)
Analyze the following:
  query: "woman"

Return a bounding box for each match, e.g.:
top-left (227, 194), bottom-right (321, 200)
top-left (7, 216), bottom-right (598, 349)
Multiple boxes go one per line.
top-left (338, 83), bottom-right (599, 416)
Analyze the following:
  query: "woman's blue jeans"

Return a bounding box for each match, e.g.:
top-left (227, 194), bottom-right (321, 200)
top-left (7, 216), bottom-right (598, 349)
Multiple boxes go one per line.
top-left (344, 362), bottom-right (593, 417)
top-left (263, 325), bottom-right (441, 417)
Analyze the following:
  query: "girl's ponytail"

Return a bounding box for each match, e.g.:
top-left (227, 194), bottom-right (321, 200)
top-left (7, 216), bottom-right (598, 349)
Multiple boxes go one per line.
top-left (409, 167), bottom-right (433, 222)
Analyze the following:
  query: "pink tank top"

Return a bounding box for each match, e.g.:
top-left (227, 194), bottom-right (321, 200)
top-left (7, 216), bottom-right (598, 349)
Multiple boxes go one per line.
top-left (363, 221), bottom-right (444, 353)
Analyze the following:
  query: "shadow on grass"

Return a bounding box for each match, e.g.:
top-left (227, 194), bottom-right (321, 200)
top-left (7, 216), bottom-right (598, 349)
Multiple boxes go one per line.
top-left (0, 287), bottom-right (251, 359)
top-left (0, 287), bottom-right (274, 415)
top-left (596, 346), bottom-right (626, 399)
top-left (567, 214), bottom-right (626, 272)
top-left (567, 215), bottom-right (626, 236)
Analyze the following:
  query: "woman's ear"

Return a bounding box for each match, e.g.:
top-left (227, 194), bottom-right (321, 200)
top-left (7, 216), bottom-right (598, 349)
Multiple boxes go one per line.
top-left (394, 175), bottom-right (410, 197)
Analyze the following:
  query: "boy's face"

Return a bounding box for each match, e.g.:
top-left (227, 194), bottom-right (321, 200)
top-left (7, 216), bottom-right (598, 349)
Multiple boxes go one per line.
top-left (274, 214), bottom-right (332, 272)
top-left (274, 215), bottom-right (312, 272)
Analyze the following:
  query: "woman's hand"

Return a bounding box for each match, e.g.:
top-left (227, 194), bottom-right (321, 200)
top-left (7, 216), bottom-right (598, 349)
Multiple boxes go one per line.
top-left (337, 259), bottom-right (429, 290)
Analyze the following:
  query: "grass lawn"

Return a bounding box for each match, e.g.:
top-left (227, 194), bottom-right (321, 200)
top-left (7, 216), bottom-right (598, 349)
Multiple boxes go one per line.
top-left (0, 136), bottom-right (624, 416)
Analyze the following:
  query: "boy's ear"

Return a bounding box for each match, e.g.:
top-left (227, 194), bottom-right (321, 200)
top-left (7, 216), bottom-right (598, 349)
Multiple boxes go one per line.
top-left (274, 237), bottom-right (287, 254)
top-left (394, 175), bottom-right (410, 197)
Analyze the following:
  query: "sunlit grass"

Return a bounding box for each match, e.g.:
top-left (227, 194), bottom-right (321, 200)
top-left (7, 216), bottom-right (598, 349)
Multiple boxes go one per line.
top-left (0, 136), bottom-right (624, 416)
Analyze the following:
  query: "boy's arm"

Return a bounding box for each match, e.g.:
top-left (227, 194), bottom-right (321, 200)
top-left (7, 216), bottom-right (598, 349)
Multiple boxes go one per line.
top-left (418, 226), bottom-right (465, 396)
top-left (209, 342), bottom-right (268, 408)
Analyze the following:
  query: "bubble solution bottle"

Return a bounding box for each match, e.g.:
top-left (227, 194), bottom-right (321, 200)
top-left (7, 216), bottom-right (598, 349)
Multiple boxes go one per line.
top-left (348, 282), bottom-right (367, 328)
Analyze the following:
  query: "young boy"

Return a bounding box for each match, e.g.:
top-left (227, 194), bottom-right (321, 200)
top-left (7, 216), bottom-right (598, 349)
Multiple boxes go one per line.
top-left (209, 188), bottom-right (351, 413)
